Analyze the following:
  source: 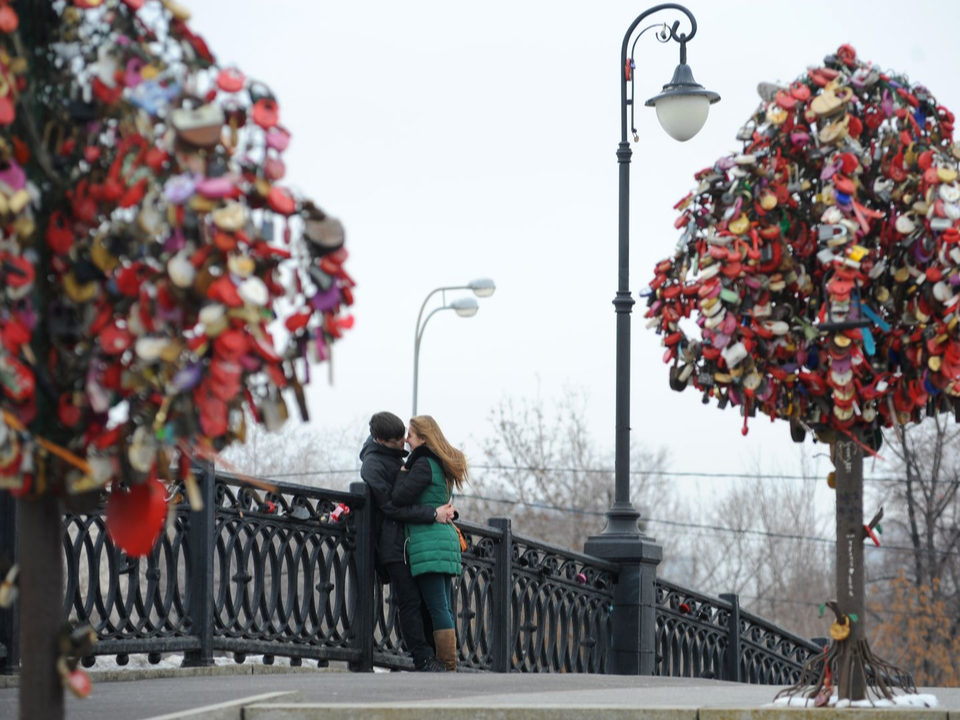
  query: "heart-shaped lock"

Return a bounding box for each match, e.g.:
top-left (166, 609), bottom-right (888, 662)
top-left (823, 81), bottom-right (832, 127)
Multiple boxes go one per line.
top-left (264, 155), bottom-right (285, 181)
top-left (99, 321), bottom-right (134, 355)
top-left (267, 186), bottom-right (296, 216)
top-left (199, 303), bottom-right (228, 337)
top-left (45, 212), bottom-right (74, 255)
top-left (265, 126), bottom-right (291, 152)
top-left (252, 97), bottom-right (280, 129)
top-left (810, 88), bottom-right (843, 118)
top-left (216, 67), bottom-right (246, 93)
top-left (195, 384), bottom-right (229, 437)
top-left (212, 201), bottom-right (245, 232)
top-left (105, 476), bottom-right (168, 557)
top-left (0, 5), bottom-right (18, 34)
top-left (196, 175), bottom-right (236, 200)
top-left (0, 96), bottom-right (15, 127)
top-left (58, 659), bottom-right (93, 699)
top-left (207, 276), bottom-right (243, 308)
top-left (0, 158), bottom-right (26, 192)
top-left (167, 251), bottom-right (196, 288)
top-left (227, 253), bottom-right (256, 279)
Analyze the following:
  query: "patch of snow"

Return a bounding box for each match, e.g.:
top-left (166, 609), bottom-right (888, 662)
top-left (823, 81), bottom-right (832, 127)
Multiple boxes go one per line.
top-left (87, 653), bottom-right (306, 671)
top-left (890, 694), bottom-right (938, 708)
top-left (92, 654), bottom-right (181, 672)
top-left (772, 692), bottom-right (938, 709)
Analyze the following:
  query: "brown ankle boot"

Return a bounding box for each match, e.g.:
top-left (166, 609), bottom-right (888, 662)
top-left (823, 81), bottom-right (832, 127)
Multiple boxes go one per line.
top-left (433, 629), bottom-right (457, 672)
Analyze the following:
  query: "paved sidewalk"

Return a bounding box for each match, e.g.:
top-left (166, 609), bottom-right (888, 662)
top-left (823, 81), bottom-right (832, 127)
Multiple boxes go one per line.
top-left (2, 671), bottom-right (960, 720)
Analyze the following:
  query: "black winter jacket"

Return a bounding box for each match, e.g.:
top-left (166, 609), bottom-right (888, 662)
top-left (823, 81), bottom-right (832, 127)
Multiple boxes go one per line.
top-left (359, 436), bottom-right (436, 566)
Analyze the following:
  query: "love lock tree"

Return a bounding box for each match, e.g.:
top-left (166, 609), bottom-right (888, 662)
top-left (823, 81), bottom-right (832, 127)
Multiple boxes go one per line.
top-left (646, 44), bottom-right (959, 705)
top-left (0, 2), bottom-right (352, 719)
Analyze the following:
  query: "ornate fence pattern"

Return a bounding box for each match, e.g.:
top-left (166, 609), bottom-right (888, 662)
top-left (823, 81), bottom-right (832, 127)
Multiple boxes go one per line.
top-left (0, 469), bottom-right (819, 680)
top-left (655, 579), bottom-right (822, 684)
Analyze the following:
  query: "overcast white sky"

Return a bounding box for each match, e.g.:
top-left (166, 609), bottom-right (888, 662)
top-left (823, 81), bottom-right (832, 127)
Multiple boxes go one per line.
top-left (188, 1), bottom-right (960, 493)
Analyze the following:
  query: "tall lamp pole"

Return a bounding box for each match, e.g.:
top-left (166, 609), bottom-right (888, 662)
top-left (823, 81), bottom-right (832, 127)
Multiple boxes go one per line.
top-left (413, 279), bottom-right (496, 416)
top-left (585, 4), bottom-right (719, 675)
top-left (607, 4), bottom-right (719, 534)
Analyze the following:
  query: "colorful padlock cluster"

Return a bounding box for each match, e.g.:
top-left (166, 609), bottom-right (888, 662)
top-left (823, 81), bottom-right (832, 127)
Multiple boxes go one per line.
top-left (0, 2), bottom-right (351, 521)
top-left (647, 45), bottom-right (960, 440)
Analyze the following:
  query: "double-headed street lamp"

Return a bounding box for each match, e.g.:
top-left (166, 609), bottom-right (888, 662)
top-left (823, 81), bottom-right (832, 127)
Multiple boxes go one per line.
top-left (584, 4), bottom-right (718, 676)
top-left (413, 279), bottom-right (496, 416)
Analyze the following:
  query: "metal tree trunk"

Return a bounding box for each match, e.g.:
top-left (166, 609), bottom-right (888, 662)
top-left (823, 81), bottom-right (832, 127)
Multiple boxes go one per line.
top-left (834, 431), bottom-right (866, 701)
top-left (18, 494), bottom-right (64, 720)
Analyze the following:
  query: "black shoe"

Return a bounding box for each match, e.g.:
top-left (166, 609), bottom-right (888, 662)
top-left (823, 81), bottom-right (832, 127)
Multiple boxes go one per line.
top-left (414, 656), bottom-right (446, 672)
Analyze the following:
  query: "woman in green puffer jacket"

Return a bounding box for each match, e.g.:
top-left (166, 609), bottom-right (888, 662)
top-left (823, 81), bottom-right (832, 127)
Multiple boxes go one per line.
top-left (392, 415), bottom-right (467, 671)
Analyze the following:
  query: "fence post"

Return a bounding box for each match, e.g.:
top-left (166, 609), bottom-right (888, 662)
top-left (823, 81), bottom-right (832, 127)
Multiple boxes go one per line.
top-left (488, 517), bottom-right (513, 673)
top-left (349, 482), bottom-right (374, 672)
top-left (182, 461), bottom-right (215, 667)
top-left (0, 492), bottom-right (19, 675)
top-left (719, 593), bottom-right (741, 682)
top-left (583, 533), bottom-right (662, 675)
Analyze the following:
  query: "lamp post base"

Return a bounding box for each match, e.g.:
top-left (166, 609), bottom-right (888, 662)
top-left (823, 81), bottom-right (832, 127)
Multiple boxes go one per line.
top-left (597, 501), bottom-right (644, 537)
top-left (584, 526), bottom-right (662, 675)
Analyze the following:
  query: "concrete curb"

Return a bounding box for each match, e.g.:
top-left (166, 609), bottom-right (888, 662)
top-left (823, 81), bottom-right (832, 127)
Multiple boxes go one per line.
top-left (242, 707), bottom-right (698, 720)
top-left (699, 709), bottom-right (947, 720)
top-left (0, 663), bottom-right (345, 689)
top-left (143, 691), bottom-right (302, 720)
top-left (241, 705), bottom-right (952, 720)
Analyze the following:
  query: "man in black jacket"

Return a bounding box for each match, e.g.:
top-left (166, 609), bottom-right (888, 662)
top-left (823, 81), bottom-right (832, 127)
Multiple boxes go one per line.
top-left (360, 411), bottom-right (454, 672)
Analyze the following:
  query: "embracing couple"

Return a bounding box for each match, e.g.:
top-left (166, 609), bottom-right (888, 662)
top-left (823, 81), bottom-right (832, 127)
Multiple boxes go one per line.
top-left (359, 411), bottom-right (467, 672)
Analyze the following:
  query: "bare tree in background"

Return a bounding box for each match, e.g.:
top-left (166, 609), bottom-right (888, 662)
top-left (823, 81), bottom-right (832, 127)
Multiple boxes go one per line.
top-left (220, 415), bottom-right (367, 490)
top-left (664, 462), bottom-right (834, 641)
top-left (868, 417), bottom-right (960, 684)
top-left (460, 387), bottom-right (671, 552)
top-left (878, 416), bottom-right (960, 594)
top-left (463, 388), bottom-right (847, 641)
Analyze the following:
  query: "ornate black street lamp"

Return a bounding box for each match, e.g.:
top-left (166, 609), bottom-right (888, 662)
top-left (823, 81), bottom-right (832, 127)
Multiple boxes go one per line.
top-left (606, 3), bottom-right (719, 535)
top-left (585, 4), bottom-right (718, 675)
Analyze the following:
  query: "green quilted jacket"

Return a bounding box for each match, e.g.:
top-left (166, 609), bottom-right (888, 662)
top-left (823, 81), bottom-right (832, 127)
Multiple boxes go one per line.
top-left (392, 446), bottom-right (462, 577)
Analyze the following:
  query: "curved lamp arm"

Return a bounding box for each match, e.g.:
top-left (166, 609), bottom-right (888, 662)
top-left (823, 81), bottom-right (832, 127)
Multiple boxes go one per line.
top-left (412, 282), bottom-right (492, 416)
top-left (619, 3), bottom-right (697, 143)
top-left (413, 305), bottom-right (470, 417)
top-left (414, 286), bottom-right (469, 351)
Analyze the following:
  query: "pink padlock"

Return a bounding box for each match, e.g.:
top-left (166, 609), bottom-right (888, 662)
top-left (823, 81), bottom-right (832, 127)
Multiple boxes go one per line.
top-left (265, 126), bottom-right (291, 152)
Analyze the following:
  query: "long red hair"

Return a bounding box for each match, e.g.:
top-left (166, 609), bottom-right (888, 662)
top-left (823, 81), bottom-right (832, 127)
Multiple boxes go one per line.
top-left (409, 415), bottom-right (468, 491)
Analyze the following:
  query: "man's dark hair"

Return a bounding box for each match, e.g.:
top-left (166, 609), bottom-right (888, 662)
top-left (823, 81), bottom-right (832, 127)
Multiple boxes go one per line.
top-left (369, 411), bottom-right (405, 441)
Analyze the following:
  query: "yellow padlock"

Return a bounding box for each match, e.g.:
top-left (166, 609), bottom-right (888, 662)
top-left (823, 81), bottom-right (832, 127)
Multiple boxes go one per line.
top-left (847, 245), bottom-right (868, 262)
top-left (829, 617), bottom-right (850, 641)
top-left (938, 166), bottom-right (959, 184)
top-left (766, 106), bottom-right (788, 126)
top-left (729, 214), bottom-right (750, 235)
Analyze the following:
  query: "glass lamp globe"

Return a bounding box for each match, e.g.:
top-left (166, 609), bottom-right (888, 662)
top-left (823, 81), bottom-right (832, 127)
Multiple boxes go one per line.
top-left (645, 62), bottom-right (720, 142)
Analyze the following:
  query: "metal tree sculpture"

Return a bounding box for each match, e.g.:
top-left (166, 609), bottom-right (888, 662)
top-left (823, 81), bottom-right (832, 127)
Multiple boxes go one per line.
top-left (645, 45), bottom-right (959, 703)
top-left (0, 2), bottom-right (352, 718)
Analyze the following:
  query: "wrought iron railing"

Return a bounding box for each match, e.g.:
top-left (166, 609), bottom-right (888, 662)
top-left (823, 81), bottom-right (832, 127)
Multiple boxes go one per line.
top-left (655, 578), bottom-right (822, 684)
top-left (0, 468), bottom-right (818, 681)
